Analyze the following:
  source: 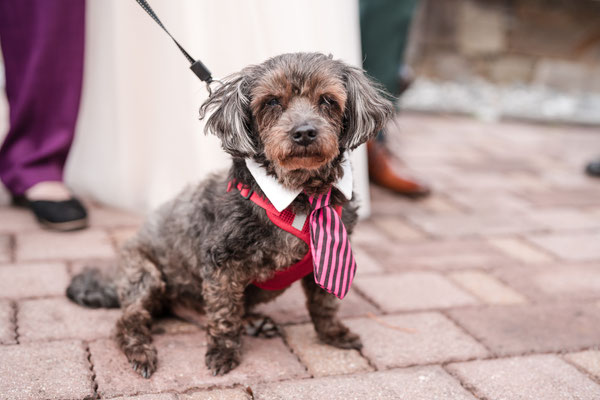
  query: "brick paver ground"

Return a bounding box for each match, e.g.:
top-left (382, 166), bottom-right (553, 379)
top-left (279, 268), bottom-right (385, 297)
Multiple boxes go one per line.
top-left (1, 114), bottom-right (599, 399)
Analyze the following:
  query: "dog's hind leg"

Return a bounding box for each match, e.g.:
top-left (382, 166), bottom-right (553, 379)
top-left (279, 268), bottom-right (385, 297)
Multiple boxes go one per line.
top-left (114, 245), bottom-right (167, 379)
top-left (301, 273), bottom-right (362, 350)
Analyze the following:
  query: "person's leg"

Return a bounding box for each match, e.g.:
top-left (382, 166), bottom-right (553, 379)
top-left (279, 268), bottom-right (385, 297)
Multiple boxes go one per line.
top-left (0, 0), bottom-right (88, 230)
top-left (360, 0), bottom-right (418, 99)
top-left (360, 0), bottom-right (430, 197)
top-left (0, 0), bottom-right (85, 196)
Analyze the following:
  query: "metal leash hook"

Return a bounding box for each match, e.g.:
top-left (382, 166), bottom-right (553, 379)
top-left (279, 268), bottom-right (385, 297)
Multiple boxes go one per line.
top-left (135, 0), bottom-right (215, 94)
top-left (205, 78), bottom-right (225, 98)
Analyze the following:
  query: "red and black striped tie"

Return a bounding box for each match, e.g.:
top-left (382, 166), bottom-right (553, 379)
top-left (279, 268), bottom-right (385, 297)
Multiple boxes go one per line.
top-left (308, 189), bottom-right (356, 299)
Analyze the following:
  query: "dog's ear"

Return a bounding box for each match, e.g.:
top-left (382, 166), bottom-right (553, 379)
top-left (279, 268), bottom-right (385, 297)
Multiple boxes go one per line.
top-left (340, 66), bottom-right (394, 150)
top-left (200, 73), bottom-right (256, 158)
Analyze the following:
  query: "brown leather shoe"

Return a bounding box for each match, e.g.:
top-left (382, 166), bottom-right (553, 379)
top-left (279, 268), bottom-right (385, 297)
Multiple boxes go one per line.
top-left (367, 140), bottom-right (431, 198)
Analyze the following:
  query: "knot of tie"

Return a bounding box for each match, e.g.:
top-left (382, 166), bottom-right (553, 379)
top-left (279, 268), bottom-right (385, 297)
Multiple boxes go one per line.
top-left (307, 189), bottom-right (332, 210)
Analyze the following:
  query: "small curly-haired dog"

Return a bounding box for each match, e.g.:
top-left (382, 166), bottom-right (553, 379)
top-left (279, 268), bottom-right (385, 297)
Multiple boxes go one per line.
top-left (67, 52), bottom-right (393, 378)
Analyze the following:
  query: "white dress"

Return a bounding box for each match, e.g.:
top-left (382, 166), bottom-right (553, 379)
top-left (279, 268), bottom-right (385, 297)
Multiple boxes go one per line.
top-left (66, 0), bottom-right (370, 216)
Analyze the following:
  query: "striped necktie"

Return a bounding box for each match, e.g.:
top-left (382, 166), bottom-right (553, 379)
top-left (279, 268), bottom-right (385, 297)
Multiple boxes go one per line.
top-left (308, 189), bottom-right (356, 299)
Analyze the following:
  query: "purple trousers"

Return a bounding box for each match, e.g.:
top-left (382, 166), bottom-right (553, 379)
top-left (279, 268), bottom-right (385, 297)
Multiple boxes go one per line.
top-left (0, 0), bottom-right (85, 195)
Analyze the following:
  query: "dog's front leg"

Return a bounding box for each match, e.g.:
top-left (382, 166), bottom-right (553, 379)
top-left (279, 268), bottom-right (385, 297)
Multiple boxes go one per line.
top-left (301, 273), bottom-right (362, 350)
top-left (202, 269), bottom-right (247, 375)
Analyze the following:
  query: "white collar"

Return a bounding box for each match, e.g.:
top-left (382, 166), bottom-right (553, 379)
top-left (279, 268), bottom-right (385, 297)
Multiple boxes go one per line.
top-left (245, 153), bottom-right (353, 212)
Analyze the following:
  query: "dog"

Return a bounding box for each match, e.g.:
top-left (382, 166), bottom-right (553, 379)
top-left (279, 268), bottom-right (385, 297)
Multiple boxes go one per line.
top-left (66, 52), bottom-right (393, 378)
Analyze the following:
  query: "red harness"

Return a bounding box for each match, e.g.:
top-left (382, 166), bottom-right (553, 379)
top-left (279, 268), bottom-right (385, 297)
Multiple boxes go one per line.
top-left (227, 181), bottom-right (341, 290)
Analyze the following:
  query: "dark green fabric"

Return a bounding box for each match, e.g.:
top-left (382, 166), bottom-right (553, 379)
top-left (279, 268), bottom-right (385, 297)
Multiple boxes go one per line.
top-left (359, 0), bottom-right (419, 98)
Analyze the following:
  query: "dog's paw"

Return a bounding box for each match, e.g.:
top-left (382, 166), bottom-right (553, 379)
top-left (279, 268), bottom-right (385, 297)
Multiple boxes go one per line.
top-left (126, 345), bottom-right (158, 379)
top-left (244, 313), bottom-right (280, 338)
top-left (320, 328), bottom-right (363, 350)
top-left (205, 346), bottom-right (241, 376)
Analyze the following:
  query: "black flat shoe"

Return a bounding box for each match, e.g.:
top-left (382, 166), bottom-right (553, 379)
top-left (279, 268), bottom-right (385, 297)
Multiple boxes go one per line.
top-left (585, 160), bottom-right (600, 177)
top-left (13, 196), bottom-right (88, 231)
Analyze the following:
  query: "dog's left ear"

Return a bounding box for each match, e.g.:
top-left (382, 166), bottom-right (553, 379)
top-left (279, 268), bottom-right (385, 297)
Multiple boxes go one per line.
top-left (200, 72), bottom-right (256, 158)
top-left (340, 66), bottom-right (394, 150)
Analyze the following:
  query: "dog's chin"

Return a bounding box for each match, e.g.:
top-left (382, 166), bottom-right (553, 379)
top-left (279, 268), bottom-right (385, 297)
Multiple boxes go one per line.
top-left (277, 148), bottom-right (338, 171)
top-left (279, 156), bottom-right (327, 171)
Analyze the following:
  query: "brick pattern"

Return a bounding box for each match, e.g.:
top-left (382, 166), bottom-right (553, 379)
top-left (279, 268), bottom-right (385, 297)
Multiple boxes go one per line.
top-left (487, 237), bottom-right (553, 264)
top-left (0, 234), bottom-right (11, 264)
top-left (447, 355), bottom-right (600, 400)
top-left (283, 323), bottom-right (372, 377)
top-left (254, 367), bottom-right (476, 400)
top-left (496, 263), bottom-right (600, 302)
top-left (0, 208), bottom-right (39, 233)
top-left (352, 246), bottom-right (385, 275)
top-left (91, 333), bottom-right (307, 398)
top-left (448, 303), bottom-right (600, 356)
top-left (370, 216), bottom-right (427, 241)
top-left (0, 340), bottom-right (94, 400)
top-left (254, 282), bottom-right (379, 325)
top-left (526, 232), bottom-right (600, 262)
top-left (86, 201), bottom-right (143, 229)
top-left (413, 0), bottom-right (600, 91)
top-left (0, 300), bottom-right (15, 345)
top-left (355, 271), bottom-right (478, 312)
top-left (179, 389), bottom-right (252, 400)
top-left (111, 394), bottom-right (177, 400)
top-left (407, 211), bottom-right (543, 238)
top-left (345, 313), bottom-right (488, 369)
top-left (448, 270), bottom-right (527, 305)
top-left (364, 237), bottom-right (518, 271)
top-left (0, 262), bottom-right (70, 299)
top-left (16, 229), bottom-right (116, 262)
top-left (109, 226), bottom-right (140, 248)
top-left (564, 351), bottom-right (600, 380)
top-left (1, 114), bottom-right (600, 398)
top-left (18, 297), bottom-right (120, 342)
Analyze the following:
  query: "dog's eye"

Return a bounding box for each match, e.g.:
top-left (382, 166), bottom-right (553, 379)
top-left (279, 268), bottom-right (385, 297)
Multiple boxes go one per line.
top-left (266, 98), bottom-right (281, 107)
top-left (319, 96), bottom-right (336, 107)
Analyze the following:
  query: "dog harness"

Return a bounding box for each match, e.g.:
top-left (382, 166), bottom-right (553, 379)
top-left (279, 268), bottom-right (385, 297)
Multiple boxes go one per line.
top-left (228, 181), bottom-right (356, 298)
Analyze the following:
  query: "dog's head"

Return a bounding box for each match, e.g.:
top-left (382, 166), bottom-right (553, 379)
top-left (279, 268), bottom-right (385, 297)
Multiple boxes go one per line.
top-left (200, 53), bottom-right (393, 190)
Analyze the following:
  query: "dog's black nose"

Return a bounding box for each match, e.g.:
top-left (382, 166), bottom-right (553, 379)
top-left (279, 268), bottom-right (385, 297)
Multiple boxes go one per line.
top-left (292, 124), bottom-right (317, 146)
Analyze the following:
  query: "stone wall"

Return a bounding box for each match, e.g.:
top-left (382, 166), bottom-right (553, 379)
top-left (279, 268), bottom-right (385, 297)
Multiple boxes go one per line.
top-left (402, 0), bottom-right (600, 124)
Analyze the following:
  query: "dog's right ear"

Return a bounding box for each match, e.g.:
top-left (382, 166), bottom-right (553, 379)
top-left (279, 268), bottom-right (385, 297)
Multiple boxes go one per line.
top-left (200, 73), bottom-right (256, 158)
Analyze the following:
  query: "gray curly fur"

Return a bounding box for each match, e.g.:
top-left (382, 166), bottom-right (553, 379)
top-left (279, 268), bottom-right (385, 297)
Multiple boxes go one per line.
top-left (67, 52), bottom-right (393, 378)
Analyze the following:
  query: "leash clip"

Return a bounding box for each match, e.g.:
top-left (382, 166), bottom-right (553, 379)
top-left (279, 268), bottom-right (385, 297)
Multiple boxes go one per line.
top-left (205, 79), bottom-right (224, 98)
top-left (135, 0), bottom-right (216, 94)
top-left (190, 59), bottom-right (212, 83)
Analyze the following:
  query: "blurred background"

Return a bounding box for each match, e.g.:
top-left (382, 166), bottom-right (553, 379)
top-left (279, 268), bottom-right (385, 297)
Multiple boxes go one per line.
top-left (403, 0), bottom-right (600, 124)
top-left (0, 0), bottom-right (599, 214)
top-left (1, 0), bottom-right (369, 214)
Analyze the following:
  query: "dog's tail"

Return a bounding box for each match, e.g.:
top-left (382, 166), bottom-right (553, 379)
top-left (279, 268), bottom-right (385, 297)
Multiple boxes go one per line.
top-left (66, 267), bottom-right (120, 308)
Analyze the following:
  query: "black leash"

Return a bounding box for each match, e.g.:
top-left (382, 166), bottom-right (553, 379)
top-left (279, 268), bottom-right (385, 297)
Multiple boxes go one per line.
top-left (134, 0), bottom-right (215, 93)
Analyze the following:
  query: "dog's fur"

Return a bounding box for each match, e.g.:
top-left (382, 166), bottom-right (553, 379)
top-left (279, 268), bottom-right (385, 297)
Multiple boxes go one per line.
top-left (67, 52), bottom-right (393, 378)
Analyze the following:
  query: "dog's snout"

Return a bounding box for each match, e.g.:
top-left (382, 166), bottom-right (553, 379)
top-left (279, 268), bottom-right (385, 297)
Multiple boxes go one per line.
top-left (292, 124), bottom-right (317, 146)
